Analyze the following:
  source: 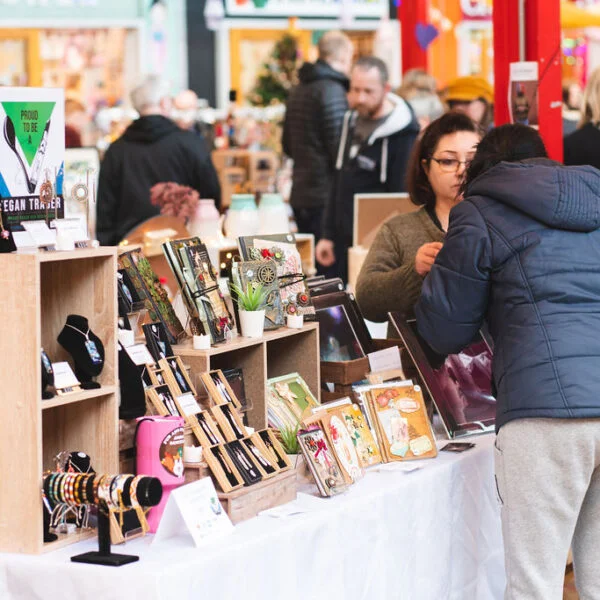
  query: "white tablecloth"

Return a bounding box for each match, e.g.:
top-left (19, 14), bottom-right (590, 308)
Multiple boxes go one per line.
top-left (0, 434), bottom-right (505, 600)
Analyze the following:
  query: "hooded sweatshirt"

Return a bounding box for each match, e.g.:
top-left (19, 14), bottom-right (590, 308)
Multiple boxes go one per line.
top-left (96, 115), bottom-right (220, 246)
top-left (416, 159), bottom-right (600, 430)
top-left (282, 60), bottom-right (349, 210)
top-left (322, 93), bottom-right (420, 243)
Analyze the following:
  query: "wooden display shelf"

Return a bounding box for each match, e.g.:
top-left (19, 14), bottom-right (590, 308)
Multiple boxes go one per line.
top-left (42, 529), bottom-right (96, 553)
top-left (174, 322), bottom-right (320, 431)
top-left (41, 385), bottom-right (118, 410)
top-left (0, 248), bottom-right (119, 554)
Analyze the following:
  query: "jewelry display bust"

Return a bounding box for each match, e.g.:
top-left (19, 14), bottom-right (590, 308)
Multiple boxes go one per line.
top-left (57, 314), bottom-right (105, 389)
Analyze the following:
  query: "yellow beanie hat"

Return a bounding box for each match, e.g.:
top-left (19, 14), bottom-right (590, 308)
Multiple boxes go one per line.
top-left (446, 76), bottom-right (494, 104)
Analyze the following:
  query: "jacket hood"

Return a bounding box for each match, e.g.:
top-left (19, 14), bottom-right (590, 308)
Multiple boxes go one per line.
top-left (368, 93), bottom-right (419, 144)
top-left (298, 60), bottom-right (349, 90)
top-left (122, 114), bottom-right (180, 144)
top-left (467, 159), bottom-right (600, 233)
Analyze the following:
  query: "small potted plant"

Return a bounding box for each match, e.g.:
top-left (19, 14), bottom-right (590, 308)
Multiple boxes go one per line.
top-left (230, 283), bottom-right (267, 338)
top-left (286, 301), bottom-right (303, 329)
top-left (279, 423), bottom-right (308, 479)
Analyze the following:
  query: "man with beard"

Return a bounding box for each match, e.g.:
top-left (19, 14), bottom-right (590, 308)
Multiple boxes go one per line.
top-left (316, 56), bottom-right (419, 282)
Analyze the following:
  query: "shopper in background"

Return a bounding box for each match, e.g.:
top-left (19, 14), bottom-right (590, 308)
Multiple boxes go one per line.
top-left (416, 124), bottom-right (600, 599)
top-left (444, 75), bottom-right (494, 131)
top-left (282, 30), bottom-right (353, 262)
top-left (564, 67), bottom-right (600, 169)
top-left (96, 76), bottom-right (221, 246)
top-left (316, 56), bottom-right (420, 282)
top-left (172, 88), bottom-right (215, 148)
top-left (397, 68), bottom-right (444, 130)
top-left (64, 98), bottom-right (87, 148)
top-left (355, 112), bottom-right (480, 322)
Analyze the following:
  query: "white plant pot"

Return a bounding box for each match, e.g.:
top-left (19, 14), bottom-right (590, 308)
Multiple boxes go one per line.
top-left (238, 309), bottom-right (265, 338)
top-left (286, 453), bottom-right (310, 482)
top-left (286, 314), bottom-right (304, 329)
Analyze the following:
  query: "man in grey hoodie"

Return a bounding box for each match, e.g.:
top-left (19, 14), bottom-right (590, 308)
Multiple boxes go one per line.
top-left (316, 56), bottom-right (420, 283)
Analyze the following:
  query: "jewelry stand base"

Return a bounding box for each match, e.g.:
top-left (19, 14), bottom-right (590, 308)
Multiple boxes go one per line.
top-left (71, 551), bottom-right (139, 567)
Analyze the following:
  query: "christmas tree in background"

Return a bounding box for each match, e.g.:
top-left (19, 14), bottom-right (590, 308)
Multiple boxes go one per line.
top-left (248, 34), bottom-right (301, 106)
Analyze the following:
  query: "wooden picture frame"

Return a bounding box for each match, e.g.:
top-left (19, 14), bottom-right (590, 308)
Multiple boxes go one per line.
top-left (146, 385), bottom-right (180, 417)
top-left (240, 435), bottom-right (278, 478)
top-left (211, 404), bottom-right (246, 442)
top-left (159, 356), bottom-right (195, 397)
top-left (224, 440), bottom-right (263, 486)
top-left (200, 370), bottom-right (242, 410)
top-left (203, 444), bottom-right (244, 493)
top-left (255, 430), bottom-right (292, 472)
top-left (190, 411), bottom-right (225, 448)
top-left (148, 365), bottom-right (168, 387)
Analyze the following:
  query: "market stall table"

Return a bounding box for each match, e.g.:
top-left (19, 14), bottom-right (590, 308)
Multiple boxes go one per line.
top-left (0, 434), bottom-right (504, 600)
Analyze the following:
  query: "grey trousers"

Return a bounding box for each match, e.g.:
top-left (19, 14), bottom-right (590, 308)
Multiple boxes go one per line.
top-left (494, 418), bottom-right (600, 600)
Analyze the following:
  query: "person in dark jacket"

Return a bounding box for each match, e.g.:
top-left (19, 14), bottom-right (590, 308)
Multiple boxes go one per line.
top-left (282, 31), bottom-right (353, 253)
top-left (316, 56), bottom-right (420, 283)
top-left (416, 124), bottom-right (600, 599)
top-left (564, 66), bottom-right (600, 169)
top-left (96, 76), bottom-right (221, 246)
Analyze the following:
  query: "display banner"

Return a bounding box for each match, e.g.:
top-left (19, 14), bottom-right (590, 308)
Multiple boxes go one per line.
top-left (0, 87), bottom-right (65, 229)
top-left (225, 0), bottom-right (387, 18)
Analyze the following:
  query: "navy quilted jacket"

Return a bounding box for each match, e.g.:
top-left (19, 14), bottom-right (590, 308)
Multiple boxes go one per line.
top-left (415, 159), bottom-right (600, 431)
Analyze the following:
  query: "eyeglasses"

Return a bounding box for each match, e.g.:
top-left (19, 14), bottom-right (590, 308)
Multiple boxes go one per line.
top-left (431, 157), bottom-right (472, 173)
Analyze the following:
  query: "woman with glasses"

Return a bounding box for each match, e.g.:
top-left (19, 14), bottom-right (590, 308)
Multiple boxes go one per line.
top-left (355, 112), bottom-right (480, 323)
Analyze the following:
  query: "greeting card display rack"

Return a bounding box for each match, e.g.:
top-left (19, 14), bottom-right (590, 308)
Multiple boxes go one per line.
top-left (0, 248), bottom-right (119, 554)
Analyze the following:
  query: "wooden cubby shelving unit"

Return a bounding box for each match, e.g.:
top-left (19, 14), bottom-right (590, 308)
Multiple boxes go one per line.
top-left (0, 248), bottom-right (119, 554)
top-left (174, 322), bottom-right (320, 431)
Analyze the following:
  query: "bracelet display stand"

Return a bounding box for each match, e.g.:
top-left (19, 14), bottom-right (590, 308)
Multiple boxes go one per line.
top-left (71, 509), bottom-right (139, 567)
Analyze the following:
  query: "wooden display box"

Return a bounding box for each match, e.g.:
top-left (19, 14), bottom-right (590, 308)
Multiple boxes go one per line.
top-left (185, 464), bottom-right (296, 524)
top-left (0, 248), bottom-right (119, 554)
top-left (173, 322), bottom-right (320, 431)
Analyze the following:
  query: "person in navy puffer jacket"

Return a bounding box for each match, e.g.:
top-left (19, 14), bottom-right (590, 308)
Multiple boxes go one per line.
top-left (416, 124), bottom-right (600, 600)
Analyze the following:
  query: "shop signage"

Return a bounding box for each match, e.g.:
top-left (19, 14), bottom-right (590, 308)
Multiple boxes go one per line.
top-left (0, 0), bottom-right (97, 6)
top-left (225, 0), bottom-right (388, 19)
top-left (0, 87), bottom-right (65, 229)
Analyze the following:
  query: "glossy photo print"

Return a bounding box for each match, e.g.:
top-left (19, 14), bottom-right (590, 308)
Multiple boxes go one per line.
top-left (390, 314), bottom-right (496, 438)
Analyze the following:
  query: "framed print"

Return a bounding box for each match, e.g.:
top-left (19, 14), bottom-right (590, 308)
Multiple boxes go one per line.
top-left (367, 382), bottom-right (437, 462)
top-left (211, 404), bottom-right (246, 442)
top-left (297, 426), bottom-right (348, 497)
top-left (389, 313), bottom-right (496, 439)
top-left (224, 440), bottom-right (263, 486)
top-left (267, 373), bottom-right (319, 422)
top-left (159, 356), bottom-right (195, 397)
top-left (241, 436), bottom-right (278, 478)
top-left (313, 291), bottom-right (373, 361)
top-left (255, 430), bottom-right (292, 472)
top-left (118, 249), bottom-right (185, 345)
top-left (332, 404), bottom-right (381, 468)
top-left (200, 370), bottom-right (243, 411)
top-left (203, 445), bottom-right (244, 493)
top-left (238, 234), bottom-right (315, 320)
top-left (321, 412), bottom-right (363, 483)
top-left (192, 411), bottom-right (225, 448)
top-left (147, 385), bottom-right (180, 417)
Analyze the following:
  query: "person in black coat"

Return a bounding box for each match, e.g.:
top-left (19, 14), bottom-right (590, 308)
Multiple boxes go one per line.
top-left (564, 67), bottom-right (600, 169)
top-left (282, 31), bottom-right (353, 253)
top-left (316, 56), bottom-right (420, 283)
top-left (96, 76), bottom-right (221, 246)
top-left (416, 124), bottom-right (600, 598)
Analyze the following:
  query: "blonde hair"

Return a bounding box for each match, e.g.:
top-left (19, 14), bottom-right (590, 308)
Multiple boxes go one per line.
top-left (318, 31), bottom-right (352, 63)
top-left (397, 69), bottom-right (438, 100)
top-left (579, 67), bottom-right (600, 128)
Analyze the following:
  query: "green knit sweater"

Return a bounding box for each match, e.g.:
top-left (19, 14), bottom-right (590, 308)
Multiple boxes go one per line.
top-left (355, 207), bottom-right (444, 322)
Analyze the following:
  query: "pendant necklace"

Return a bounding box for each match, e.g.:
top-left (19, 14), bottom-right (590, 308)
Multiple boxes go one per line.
top-left (65, 323), bottom-right (102, 364)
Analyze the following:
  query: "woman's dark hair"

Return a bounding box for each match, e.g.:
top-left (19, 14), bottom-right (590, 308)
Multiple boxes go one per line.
top-left (406, 111), bottom-right (481, 208)
top-left (461, 123), bottom-right (548, 195)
